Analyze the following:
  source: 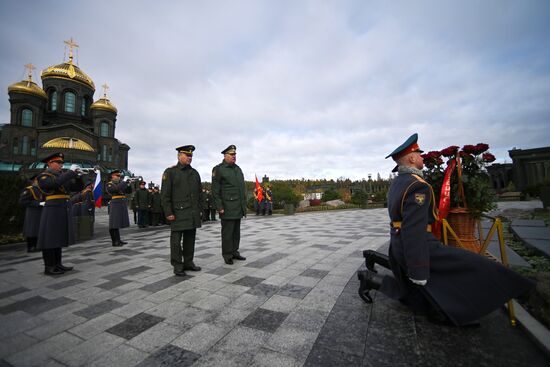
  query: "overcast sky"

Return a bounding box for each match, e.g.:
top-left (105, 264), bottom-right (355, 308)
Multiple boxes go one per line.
top-left (1, 0), bottom-right (549, 184)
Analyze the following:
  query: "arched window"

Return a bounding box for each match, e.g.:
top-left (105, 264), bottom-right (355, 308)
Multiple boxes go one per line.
top-left (64, 92), bottom-right (76, 113)
top-left (21, 109), bottom-right (33, 126)
top-left (50, 91), bottom-right (57, 111)
top-left (100, 121), bottom-right (110, 137)
top-left (12, 138), bottom-right (19, 155)
top-left (81, 98), bottom-right (87, 116)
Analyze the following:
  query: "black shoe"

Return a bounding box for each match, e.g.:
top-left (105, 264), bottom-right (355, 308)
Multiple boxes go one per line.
top-left (112, 242), bottom-right (123, 247)
top-left (224, 258), bottom-right (234, 265)
top-left (233, 255), bottom-right (246, 261)
top-left (174, 269), bottom-right (187, 276)
top-left (45, 266), bottom-right (64, 275)
top-left (184, 264), bottom-right (201, 271)
top-left (357, 270), bottom-right (382, 304)
top-left (119, 241), bottom-right (128, 245)
top-left (56, 264), bottom-right (74, 271)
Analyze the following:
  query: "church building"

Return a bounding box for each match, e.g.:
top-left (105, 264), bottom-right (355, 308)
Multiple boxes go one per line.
top-left (0, 38), bottom-right (130, 176)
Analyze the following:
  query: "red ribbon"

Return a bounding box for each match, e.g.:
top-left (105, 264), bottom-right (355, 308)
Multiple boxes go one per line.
top-left (433, 159), bottom-right (456, 239)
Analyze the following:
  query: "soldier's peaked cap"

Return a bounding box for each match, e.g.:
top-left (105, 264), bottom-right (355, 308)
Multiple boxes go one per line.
top-left (176, 145), bottom-right (195, 154)
top-left (41, 152), bottom-right (64, 163)
top-left (222, 145), bottom-right (236, 154)
top-left (110, 169), bottom-right (121, 175)
top-left (385, 133), bottom-right (423, 160)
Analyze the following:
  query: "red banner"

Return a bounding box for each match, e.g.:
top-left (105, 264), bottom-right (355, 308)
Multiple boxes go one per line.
top-left (255, 175), bottom-right (263, 202)
top-left (433, 159), bottom-right (456, 239)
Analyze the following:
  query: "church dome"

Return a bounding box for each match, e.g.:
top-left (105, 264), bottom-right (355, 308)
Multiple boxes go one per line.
top-left (8, 79), bottom-right (47, 99)
top-left (91, 96), bottom-right (117, 114)
top-left (41, 62), bottom-right (95, 90)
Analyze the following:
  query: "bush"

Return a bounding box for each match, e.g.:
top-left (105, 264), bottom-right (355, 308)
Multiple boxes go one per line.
top-left (323, 188), bottom-right (341, 201)
top-left (351, 191), bottom-right (369, 205)
top-left (0, 174), bottom-right (26, 236)
top-left (270, 181), bottom-right (301, 209)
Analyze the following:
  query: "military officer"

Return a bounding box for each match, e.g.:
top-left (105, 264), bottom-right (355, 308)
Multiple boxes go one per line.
top-left (212, 145), bottom-right (247, 264)
top-left (161, 145), bottom-right (203, 276)
top-left (150, 186), bottom-right (162, 226)
top-left (265, 185), bottom-right (273, 215)
top-left (35, 152), bottom-right (84, 275)
top-left (357, 133), bottom-right (534, 326)
top-left (135, 181), bottom-right (150, 228)
top-left (106, 169), bottom-right (130, 247)
top-left (19, 174), bottom-right (42, 253)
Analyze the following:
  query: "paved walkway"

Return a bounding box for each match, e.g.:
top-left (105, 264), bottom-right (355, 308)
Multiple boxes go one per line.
top-left (0, 208), bottom-right (547, 366)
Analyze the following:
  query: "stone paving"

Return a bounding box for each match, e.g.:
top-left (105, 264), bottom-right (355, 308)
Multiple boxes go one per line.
top-left (0, 207), bottom-right (548, 366)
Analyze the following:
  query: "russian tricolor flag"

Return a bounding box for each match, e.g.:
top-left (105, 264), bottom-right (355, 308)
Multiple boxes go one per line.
top-left (93, 169), bottom-right (103, 208)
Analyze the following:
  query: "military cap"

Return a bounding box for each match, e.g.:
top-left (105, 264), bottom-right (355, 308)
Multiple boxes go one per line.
top-left (385, 133), bottom-right (423, 160)
top-left (41, 152), bottom-right (64, 163)
top-left (110, 169), bottom-right (121, 176)
top-left (221, 145), bottom-right (236, 154)
top-left (176, 145), bottom-right (195, 155)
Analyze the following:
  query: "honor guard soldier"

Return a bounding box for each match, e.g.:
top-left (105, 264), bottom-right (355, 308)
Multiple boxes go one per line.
top-left (212, 145), bottom-right (247, 264)
top-left (106, 169), bottom-right (131, 246)
top-left (161, 145), bottom-right (203, 276)
top-left (135, 181), bottom-right (150, 228)
top-left (35, 153), bottom-right (84, 275)
top-left (357, 133), bottom-right (534, 326)
top-left (19, 174), bottom-right (42, 253)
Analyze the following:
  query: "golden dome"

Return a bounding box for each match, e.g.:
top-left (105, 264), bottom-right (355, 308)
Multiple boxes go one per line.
top-left (91, 97), bottom-right (117, 114)
top-left (8, 80), bottom-right (47, 99)
top-left (41, 62), bottom-right (95, 90)
top-left (42, 137), bottom-right (95, 152)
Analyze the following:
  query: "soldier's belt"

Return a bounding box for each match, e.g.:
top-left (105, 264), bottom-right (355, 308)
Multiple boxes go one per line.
top-left (391, 221), bottom-right (432, 232)
top-left (45, 194), bottom-right (70, 201)
top-left (111, 195), bottom-right (125, 199)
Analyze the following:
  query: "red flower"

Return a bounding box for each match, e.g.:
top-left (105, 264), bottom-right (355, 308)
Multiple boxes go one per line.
top-left (475, 143), bottom-right (489, 154)
top-left (482, 152), bottom-right (496, 162)
top-left (459, 151), bottom-right (474, 161)
top-left (462, 145), bottom-right (477, 155)
top-left (440, 146), bottom-right (459, 157)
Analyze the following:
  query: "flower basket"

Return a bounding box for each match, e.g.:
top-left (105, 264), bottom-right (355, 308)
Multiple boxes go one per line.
top-left (446, 207), bottom-right (480, 253)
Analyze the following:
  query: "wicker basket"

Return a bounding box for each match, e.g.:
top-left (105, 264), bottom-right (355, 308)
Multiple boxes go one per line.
top-left (446, 207), bottom-right (480, 253)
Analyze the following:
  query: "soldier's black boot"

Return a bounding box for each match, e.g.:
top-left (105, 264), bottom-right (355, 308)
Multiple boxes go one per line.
top-left (363, 250), bottom-right (390, 273)
top-left (357, 270), bottom-right (383, 303)
top-left (110, 229), bottom-right (122, 247)
top-left (116, 230), bottom-right (127, 245)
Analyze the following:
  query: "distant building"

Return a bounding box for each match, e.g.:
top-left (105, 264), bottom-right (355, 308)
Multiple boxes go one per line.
top-left (508, 147), bottom-right (550, 191)
top-left (0, 38), bottom-right (130, 177)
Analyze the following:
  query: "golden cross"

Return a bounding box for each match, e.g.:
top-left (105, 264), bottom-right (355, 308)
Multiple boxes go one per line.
top-left (64, 37), bottom-right (79, 62)
top-left (102, 83), bottom-right (110, 98)
top-left (24, 63), bottom-right (35, 81)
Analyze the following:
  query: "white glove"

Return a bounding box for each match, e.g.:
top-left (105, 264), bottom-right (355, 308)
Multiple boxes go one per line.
top-left (123, 176), bottom-right (131, 181)
top-left (70, 164), bottom-right (81, 172)
top-left (409, 278), bottom-right (427, 286)
top-left (39, 201), bottom-right (45, 206)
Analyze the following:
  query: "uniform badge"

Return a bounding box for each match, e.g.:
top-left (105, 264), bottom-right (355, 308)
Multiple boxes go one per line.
top-left (415, 193), bottom-right (426, 205)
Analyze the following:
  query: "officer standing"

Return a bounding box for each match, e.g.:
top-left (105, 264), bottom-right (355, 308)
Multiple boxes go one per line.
top-left (211, 145), bottom-right (247, 265)
top-left (265, 185), bottom-right (273, 215)
top-left (150, 186), bottom-right (162, 226)
top-left (35, 153), bottom-right (84, 275)
top-left (106, 170), bottom-right (130, 247)
top-left (207, 189), bottom-right (216, 221)
top-left (357, 133), bottom-right (534, 326)
top-left (161, 145), bottom-right (202, 276)
top-left (19, 174), bottom-right (42, 253)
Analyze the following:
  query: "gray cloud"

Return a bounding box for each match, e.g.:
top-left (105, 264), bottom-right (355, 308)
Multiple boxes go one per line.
top-left (1, 0), bottom-right (549, 184)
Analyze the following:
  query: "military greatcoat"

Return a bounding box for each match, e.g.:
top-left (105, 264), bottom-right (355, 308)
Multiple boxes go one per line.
top-left (161, 163), bottom-right (202, 231)
top-left (211, 161), bottom-right (247, 219)
top-left (36, 169), bottom-right (84, 250)
top-left (380, 172), bottom-right (534, 326)
top-left (19, 185), bottom-right (43, 238)
top-left (106, 180), bottom-right (130, 229)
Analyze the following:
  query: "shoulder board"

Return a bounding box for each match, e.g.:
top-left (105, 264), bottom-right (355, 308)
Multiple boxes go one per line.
top-left (411, 174), bottom-right (428, 185)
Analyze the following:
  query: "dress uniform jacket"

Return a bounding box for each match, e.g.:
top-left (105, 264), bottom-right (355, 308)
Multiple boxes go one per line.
top-left (135, 188), bottom-right (151, 210)
top-left (381, 171), bottom-right (534, 325)
top-left (211, 161), bottom-right (247, 220)
top-left (106, 180), bottom-right (130, 229)
top-left (150, 191), bottom-right (162, 214)
top-left (36, 169), bottom-right (84, 250)
top-left (161, 163), bottom-right (202, 231)
top-left (19, 185), bottom-right (43, 238)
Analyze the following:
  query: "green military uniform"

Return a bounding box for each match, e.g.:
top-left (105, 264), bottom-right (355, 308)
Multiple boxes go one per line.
top-left (150, 187), bottom-right (162, 225)
top-left (161, 145), bottom-right (202, 274)
top-left (211, 145), bottom-right (247, 263)
top-left (135, 183), bottom-right (150, 227)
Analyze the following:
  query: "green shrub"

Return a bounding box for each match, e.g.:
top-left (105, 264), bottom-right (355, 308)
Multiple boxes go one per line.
top-left (323, 188), bottom-right (341, 201)
top-left (0, 174), bottom-right (26, 236)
